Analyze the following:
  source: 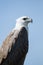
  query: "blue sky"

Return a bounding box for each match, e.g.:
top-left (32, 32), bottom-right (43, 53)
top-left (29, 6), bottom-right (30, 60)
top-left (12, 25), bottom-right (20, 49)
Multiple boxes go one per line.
top-left (0, 0), bottom-right (43, 65)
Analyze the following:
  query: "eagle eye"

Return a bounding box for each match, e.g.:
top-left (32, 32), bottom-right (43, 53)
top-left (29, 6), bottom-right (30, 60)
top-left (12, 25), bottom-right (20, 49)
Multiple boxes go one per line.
top-left (23, 18), bottom-right (28, 20)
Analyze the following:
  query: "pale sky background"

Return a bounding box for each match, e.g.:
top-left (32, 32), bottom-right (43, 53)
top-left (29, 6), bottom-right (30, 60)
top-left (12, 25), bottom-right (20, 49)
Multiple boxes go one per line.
top-left (0, 0), bottom-right (43, 65)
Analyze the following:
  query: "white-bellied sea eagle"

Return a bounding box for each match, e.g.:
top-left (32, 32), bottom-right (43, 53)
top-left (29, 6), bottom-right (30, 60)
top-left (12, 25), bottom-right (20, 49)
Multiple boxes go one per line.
top-left (0, 16), bottom-right (32, 65)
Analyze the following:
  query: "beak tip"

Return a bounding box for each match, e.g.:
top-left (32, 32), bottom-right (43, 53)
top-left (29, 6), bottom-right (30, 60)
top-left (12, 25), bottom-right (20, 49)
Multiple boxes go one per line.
top-left (31, 19), bottom-right (33, 23)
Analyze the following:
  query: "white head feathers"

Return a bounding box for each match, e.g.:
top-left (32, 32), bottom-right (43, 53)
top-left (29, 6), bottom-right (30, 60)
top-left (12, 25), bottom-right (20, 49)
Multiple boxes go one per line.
top-left (13, 16), bottom-right (32, 31)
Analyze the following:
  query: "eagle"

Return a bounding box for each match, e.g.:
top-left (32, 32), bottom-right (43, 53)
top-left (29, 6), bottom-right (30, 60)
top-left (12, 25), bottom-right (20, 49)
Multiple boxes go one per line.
top-left (0, 16), bottom-right (32, 65)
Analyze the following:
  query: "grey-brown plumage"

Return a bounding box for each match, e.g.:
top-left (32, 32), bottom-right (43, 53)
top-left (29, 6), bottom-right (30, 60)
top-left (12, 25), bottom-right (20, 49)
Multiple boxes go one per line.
top-left (0, 27), bottom-right (28, 65)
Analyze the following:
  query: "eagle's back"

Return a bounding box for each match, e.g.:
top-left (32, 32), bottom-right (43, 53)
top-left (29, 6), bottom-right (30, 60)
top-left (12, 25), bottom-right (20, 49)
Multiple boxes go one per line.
top-left (0, 27), bottom-right (28, 65)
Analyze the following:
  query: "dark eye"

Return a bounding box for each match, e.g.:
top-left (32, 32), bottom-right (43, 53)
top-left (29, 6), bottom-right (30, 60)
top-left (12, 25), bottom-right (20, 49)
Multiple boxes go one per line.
top-left (23, 18), bottom-right (28, 20)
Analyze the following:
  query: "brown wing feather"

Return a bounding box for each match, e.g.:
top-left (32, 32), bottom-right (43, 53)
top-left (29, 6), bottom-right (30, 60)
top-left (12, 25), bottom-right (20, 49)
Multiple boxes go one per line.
top-left (0, 27), bottom-right (28, 65)
top-left (0, 30), bottom-right (19, 63)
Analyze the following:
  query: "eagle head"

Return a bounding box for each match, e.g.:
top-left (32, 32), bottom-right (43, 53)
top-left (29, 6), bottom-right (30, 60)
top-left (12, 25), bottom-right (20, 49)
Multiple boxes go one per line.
top-left (16, 16), bottom-right (32, 25)
top-left (15, 16), bottom-right (33, 30)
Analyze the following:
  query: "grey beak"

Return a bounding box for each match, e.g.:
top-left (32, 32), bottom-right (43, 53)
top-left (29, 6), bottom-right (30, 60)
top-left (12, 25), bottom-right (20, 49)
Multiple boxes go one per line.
top-left (31, 19), bottom-right (33, 23)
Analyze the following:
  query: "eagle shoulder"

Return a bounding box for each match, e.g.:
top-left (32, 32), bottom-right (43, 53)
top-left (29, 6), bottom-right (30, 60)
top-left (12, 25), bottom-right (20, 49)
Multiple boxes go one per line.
top-left (0, 30), bottom-right (19, 63)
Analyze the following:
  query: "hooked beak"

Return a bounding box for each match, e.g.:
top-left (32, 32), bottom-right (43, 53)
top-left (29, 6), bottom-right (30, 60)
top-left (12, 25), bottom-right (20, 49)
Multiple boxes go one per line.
top-left (27, 18), bottom-right (33, 23)
top-left (31, 19), bottom-right (33, 23)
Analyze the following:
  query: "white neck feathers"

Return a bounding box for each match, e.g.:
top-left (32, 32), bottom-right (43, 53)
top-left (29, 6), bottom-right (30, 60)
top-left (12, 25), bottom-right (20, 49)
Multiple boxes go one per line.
top-left (15, 23), bottom-right (28, 29)
top-left (12, 23), bottom-right (28, 32)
